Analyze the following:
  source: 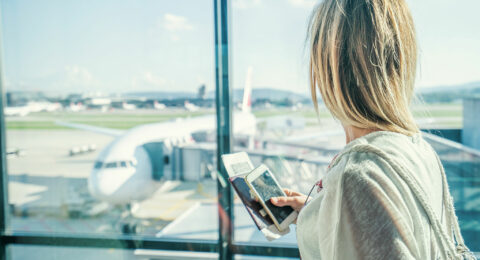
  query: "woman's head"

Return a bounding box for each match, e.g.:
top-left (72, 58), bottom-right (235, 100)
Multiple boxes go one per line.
top-left (309, 0), bottom-right (418, 135)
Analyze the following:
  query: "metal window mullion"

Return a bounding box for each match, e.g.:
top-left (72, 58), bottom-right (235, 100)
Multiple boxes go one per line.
top-left (214, 0), bottom-right (234, 259)
top-left (232, 243), bottom-right (300, 258)
top-left (0, 3), bottom-right (10, 259)
top-left (1, 233), bottom-right (218, 252)
top-left (0, 233), bottom-right (302, 258)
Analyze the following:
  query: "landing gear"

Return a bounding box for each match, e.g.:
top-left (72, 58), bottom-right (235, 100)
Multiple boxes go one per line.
top-left (121, 222), bottom-right (137, 234)
top-left (116, 203), bottom-right (145, 234)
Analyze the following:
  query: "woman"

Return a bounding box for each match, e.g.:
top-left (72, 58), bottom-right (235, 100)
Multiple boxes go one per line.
top-left (271, 0), bottom-right (475, 259)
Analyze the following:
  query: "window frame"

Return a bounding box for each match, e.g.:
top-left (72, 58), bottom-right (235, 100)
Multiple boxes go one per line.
top-left (0, 0), bottom-right (300, 259)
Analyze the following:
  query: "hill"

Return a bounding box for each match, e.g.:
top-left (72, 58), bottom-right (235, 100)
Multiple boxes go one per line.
top-left (416, 81), bottom-right (480, 103)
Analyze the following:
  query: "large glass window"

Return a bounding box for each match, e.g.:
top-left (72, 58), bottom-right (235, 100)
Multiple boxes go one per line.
top-left (230, 0), bottom-right (338, 247)
top-left (229, 0), bottom-right (480, 253)
top-left (0, 0), bottom-right (479, 258)
top-left (2, 0), bottom-right (219, 242)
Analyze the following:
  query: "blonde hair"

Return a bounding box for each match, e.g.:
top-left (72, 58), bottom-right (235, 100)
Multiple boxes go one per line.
top-left (309, 0), bottom-right (419, 136)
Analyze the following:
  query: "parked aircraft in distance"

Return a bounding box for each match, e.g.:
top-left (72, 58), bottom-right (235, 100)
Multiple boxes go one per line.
top-left (5, 101), bottom-right (62, 117)
top-left (153, 101), bottom-right (166, 110)
top-left (183, 101), bottom-right (199, 112)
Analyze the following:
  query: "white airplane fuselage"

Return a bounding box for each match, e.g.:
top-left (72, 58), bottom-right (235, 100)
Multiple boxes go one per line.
top-left (89, 111), bottom-right (256, 204)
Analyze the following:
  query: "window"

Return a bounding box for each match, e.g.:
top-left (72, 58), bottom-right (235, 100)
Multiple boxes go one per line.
top-left (94, 162), bottom-right (103, 169)
top-left (1, 0), bottom-right (219, 248)
top-left (229, 0), bottom-right (480, 253)
top-left (231, 0), bottom-right (332, 247)
top-left (0, 0), bottom-right (479, 258)
top-left (105, 162), bottom-right (117, 169)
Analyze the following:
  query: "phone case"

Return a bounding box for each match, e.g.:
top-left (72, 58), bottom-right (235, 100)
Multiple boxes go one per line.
top-left (229, 175), bottom-right (274, 230)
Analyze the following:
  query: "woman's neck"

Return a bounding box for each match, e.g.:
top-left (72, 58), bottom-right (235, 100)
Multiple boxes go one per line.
top-left (343, 124), bottom-right (379, 144)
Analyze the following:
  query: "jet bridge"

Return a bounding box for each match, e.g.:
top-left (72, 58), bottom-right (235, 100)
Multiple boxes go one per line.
top-left (142, 138), bottom-right (339, 191)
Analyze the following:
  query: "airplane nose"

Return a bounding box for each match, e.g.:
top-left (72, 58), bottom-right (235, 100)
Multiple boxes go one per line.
top-left (88, 169), bottom-right (133, 203)
top-left (89, 173), bottom-right (113, 198)
top-left (88, 170), bottom-right (117, 199)
top-left (88, 170), bottom-right (102, 199)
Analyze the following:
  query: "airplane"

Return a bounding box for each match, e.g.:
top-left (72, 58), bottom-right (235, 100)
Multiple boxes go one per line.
top-left (67, 102), bottom-right (86, 112)
top-left (57, 68), bottom-right (256, 206)
top-left (183, 101), bottom-right (199, 112)
top-left (4, 101), bottom-right (62, 117)
top-left (4, 106), bottom-right (31, 117)
top-left (121, 101), bottom-right (137, 110)
top-left (153, 100), bottom-right (166, 110)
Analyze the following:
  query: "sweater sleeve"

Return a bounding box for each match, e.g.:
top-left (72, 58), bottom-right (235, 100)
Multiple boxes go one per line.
top-left (333, 153), bottom-right (420, 259)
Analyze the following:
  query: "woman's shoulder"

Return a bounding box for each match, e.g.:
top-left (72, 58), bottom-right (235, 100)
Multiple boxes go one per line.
top-left (325, 147), bottom-right (389, 188)
top-left (325, 131), bottom-right (436, 187)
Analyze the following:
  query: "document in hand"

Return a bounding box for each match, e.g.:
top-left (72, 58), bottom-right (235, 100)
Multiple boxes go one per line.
top-left (221, 152), bottom-right (291, 241)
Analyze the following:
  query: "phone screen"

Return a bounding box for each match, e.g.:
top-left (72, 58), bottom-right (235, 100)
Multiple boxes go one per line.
top-left (250, 170), bottom-right (294, 224)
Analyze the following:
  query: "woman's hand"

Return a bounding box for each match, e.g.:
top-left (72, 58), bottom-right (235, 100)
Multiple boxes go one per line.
top-left (270, 189), bottom-right (307, 212)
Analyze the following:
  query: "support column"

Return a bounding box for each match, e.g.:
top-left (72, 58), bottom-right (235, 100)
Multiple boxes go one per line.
top-left (0, 5), bottom-right (10, 259)
top-left (214, 0), bottom-right (234, 259)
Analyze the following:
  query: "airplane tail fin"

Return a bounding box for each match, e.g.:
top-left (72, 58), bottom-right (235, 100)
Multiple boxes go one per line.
top-left (242, 66), bottom-right (253, 113)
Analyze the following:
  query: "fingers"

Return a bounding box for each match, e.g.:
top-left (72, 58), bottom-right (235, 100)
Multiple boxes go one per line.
top-left (270, 196), bottom-right (305, 210)
top-left (283, 188), bottom-right (304, 197)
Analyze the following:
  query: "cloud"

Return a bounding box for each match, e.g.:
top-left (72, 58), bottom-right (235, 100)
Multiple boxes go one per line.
top-left (143, 71), bottom-right (166, 86)
top-left (233, 0), bottom-right (261, 9)
top-left (131, 71), bottom-right (166, 90)
top-left (163, 14), bottom-right (194, 32)
top-left (288, 0), bottom-right (317, 8)
top-left (64, 65), bottom-right (94, 84)
top-left (57, 65), bottom-right (99, 90)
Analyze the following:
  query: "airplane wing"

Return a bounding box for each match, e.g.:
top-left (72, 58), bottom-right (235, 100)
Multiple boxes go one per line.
top-left (56, 121), bottom-right (125, 137)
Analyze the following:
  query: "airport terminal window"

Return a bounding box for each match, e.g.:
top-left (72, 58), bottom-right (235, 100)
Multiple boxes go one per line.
top-left (1, 0), bottom-right (220, 244)
top-left (230, 0), bottom-right (480, 253)
top-left (230, 0), bottom-right (334, 246)
top-left (1, 0), bottom-right (479, 259)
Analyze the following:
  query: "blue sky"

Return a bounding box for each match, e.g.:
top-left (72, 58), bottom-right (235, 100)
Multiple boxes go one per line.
top-left (1, 0), bottom-right (479, 94)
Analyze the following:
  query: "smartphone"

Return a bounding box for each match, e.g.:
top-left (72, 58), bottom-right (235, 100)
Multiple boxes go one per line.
top-left (245, 164), bottom-right (298, 231)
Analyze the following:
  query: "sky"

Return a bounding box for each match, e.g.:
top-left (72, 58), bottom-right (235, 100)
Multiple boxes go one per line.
top-left (1, 0), bottom-right (479, 95)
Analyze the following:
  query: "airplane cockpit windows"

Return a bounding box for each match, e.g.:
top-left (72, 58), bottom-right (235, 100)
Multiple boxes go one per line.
top-left (105, 162), bottom-right (117, 169)
top-left (95, 161), bottom-right (135, 169)
top-left (130, 158), bottom-right (138, 166)
top-left (94, 162), bottom-right (103, 169)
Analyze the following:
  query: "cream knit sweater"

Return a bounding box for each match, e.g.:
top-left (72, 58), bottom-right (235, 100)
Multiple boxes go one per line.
top-left (296, 131), bottom-right (453, 259)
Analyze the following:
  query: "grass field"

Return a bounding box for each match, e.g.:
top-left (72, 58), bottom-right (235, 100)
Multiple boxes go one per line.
top-left (5, 104), bottom-right (463, 130)
top-left (5, 111), bottom-right (211, 130)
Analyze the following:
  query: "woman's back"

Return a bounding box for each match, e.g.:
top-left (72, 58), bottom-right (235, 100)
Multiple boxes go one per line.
top-left (296, 131), bottom-right (447, 259)
top-left (277, 0), bottom-right (477, 258)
